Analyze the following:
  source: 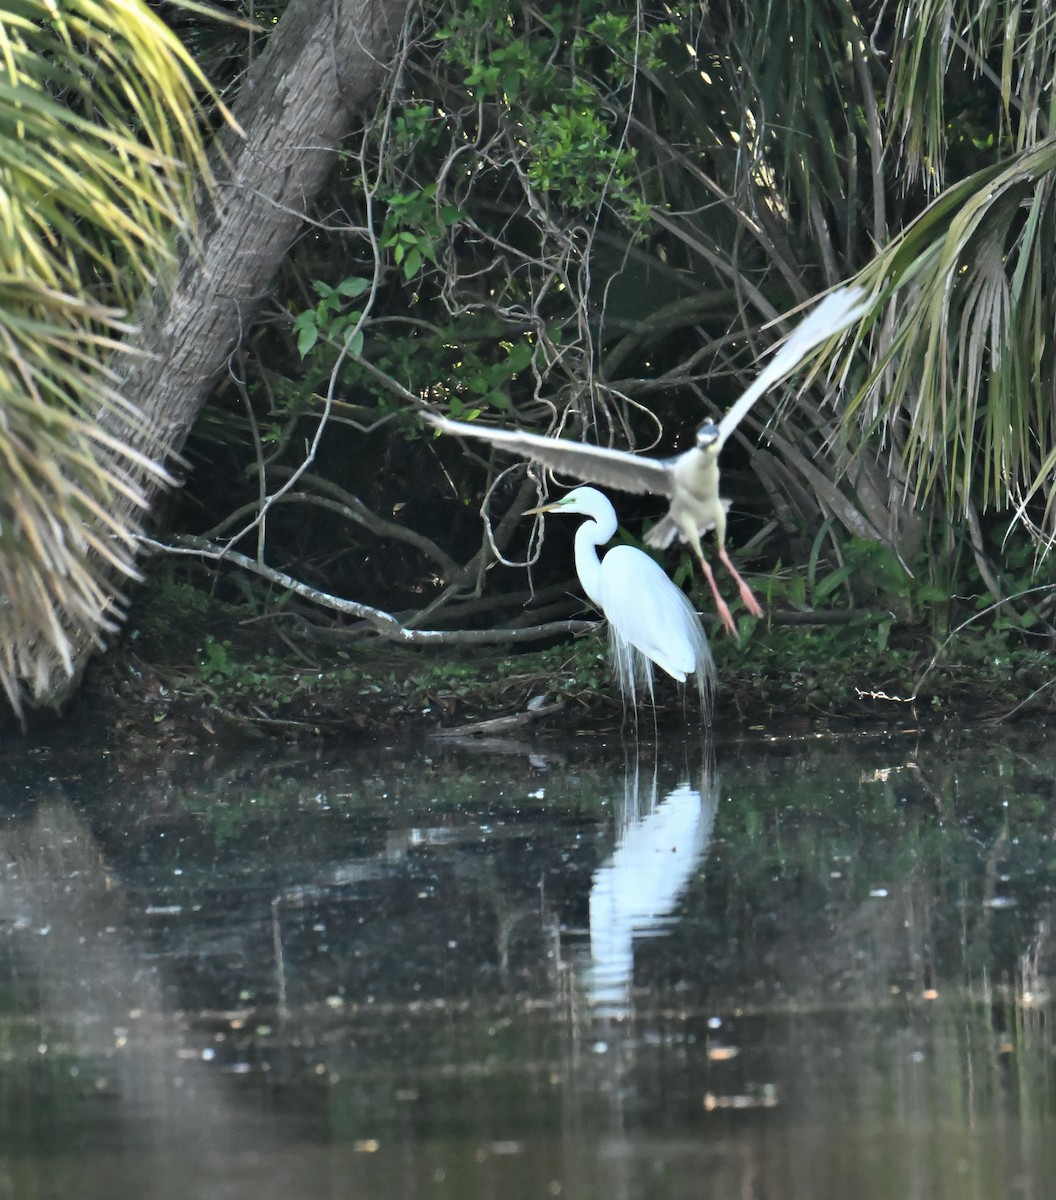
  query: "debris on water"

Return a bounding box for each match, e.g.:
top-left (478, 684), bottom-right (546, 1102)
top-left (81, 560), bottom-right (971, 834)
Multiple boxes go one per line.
top-left (704, 1084), bottom-right (778, 1110)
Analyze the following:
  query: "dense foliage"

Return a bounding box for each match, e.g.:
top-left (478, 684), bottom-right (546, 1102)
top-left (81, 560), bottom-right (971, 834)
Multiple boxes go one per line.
top-left (5, 0), bottom-right (1056, 720)
top-left (172, 0), bottom-right (1054, 655)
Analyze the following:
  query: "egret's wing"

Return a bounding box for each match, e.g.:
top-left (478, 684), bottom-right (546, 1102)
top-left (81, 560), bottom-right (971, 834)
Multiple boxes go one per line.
top-left (428, 414), bottom-right (676, 497)
top-left (716, 285), bottom-right (869, 448)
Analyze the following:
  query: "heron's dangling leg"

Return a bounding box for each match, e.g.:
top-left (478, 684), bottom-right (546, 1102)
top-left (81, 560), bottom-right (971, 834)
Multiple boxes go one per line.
top-left (707, 503), bottom-right (763, 623)
top-left (717, 543), bottom-right (764, 618)
top-left (698, 553), bottom-right (739, 635)
top-left (686, 529), bottom-right (737, 636)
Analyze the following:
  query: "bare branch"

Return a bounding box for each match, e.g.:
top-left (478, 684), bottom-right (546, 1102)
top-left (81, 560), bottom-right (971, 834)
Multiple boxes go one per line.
top-left (144, 535), bottom-right (598, 647)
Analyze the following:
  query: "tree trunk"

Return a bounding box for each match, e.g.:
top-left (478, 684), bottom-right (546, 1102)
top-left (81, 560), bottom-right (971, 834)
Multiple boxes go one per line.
top-left (33, 0), bottom-right (414, 706)
top-left (113, 0), bottom-right (413, 463)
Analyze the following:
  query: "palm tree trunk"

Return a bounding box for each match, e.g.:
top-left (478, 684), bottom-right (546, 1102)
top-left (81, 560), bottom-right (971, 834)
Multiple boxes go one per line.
top-left (112, 0), bottom-right (413, 463)
top-left (38, 0), bottom-right (414, 706)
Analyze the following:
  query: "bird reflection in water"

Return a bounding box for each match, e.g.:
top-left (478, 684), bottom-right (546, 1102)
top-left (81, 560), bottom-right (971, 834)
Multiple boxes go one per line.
top-left (585, 751), bottom-right (718, 1017)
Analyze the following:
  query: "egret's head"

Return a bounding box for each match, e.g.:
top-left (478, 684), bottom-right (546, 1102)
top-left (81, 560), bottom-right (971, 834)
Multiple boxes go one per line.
top-left (523, 485), bottom-right (610, 519)
top-left (695, 419), bottom-right (720, 449)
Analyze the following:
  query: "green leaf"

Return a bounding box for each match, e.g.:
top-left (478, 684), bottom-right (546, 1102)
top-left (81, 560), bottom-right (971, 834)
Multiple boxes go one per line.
top-left (505, 342), bottom-right (533, 372)
top-left (813, 563), bottom-right (855, 601)
top-left (336, 276), bottom-right (371, 298)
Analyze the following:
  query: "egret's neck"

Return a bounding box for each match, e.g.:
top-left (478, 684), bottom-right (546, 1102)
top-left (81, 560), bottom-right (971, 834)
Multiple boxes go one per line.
top-left (573, 515), bottom-right (613, 607)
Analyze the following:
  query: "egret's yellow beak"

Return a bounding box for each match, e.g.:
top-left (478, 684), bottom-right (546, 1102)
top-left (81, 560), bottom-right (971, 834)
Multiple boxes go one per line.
top-left (522, 498), bottom-right (564, 516)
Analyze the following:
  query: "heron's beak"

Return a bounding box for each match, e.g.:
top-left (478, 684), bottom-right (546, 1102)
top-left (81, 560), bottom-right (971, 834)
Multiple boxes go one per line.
top-left (522, 499), bottom-right (561, 516)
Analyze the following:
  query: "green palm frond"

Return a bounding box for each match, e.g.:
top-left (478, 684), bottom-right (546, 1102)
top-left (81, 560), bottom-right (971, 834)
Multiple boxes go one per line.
top-left (888, 0), bottom-right (1056, 191)
top-left (835, 138), bottom-right (1056, 538)
top-left (0, 0), bottom-right (213, 714)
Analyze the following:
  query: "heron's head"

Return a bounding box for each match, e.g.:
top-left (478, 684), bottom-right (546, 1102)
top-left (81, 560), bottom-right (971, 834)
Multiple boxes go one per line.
top-left (695, 419), bottom-right (720, 449)
top-left (523, 486), bottom-right (611, 520)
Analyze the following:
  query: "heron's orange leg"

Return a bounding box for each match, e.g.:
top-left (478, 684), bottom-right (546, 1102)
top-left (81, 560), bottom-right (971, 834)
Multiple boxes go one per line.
top-left (693, 550), bottom-right (738, 636)
top-left (717, 544), bottom-right (764, 618)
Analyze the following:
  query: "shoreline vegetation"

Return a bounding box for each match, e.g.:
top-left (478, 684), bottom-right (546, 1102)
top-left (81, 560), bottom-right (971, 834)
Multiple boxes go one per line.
top-left (49, 580), bottom-right (1053, 743)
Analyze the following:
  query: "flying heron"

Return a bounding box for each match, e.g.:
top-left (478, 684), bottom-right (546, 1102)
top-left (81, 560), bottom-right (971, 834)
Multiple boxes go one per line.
top-left (428, 286), bottom-right (868, 633)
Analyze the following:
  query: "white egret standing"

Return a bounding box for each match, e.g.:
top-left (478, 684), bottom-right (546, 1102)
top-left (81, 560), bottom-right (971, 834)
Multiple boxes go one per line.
top-left (428, 285), bottom-right (869, 634)
top-left (524, 486), bottom-right (714, 716)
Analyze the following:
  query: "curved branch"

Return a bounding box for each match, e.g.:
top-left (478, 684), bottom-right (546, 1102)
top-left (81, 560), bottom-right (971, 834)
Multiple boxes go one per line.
top-left (146, 535), bottom-right (598, 646)
top-left (268, 471), bottom-right (466, 580)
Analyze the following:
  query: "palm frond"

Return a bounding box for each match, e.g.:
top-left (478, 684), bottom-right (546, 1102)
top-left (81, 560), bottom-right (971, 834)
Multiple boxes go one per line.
top-left (0, 1), bottom-right (212, 713)
top-left (835, 139), bottom-right (1056, 538)
top-left (887, 0), bottom-right (1056, 192)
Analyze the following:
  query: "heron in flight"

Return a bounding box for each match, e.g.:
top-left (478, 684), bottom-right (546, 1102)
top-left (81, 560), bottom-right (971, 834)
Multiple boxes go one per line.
top-left (427, 285), bottom-right (868, 634)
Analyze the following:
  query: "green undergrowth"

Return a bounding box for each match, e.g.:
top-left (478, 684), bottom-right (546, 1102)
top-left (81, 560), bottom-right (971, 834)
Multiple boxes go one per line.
top-left (716, 617), bottom-right (1053, 723)
top-left (121, 579), bottom-right (615, 730)
top-left (121, 628), bottom-right (622, 733)
top-left (114, 574), bottom-right (1055, 736)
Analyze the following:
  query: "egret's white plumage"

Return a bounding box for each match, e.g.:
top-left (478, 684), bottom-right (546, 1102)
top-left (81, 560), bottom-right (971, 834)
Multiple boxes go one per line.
top-left (587, 773), bottom-right (718, 1015)
top-left (525, 486), bottom-right (714, 714)
top-left (428, 285), bottom-right (869, 634)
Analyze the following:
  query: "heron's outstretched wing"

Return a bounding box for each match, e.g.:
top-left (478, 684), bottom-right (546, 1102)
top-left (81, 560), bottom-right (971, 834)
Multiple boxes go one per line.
top-left (715, 285), bottom-right (869, 449)
top-left (428, 414), bottom-right (676, 497)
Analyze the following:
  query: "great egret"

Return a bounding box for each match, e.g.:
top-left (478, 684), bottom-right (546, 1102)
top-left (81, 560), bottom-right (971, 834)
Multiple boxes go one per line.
top-left (428, 285), bottom-right (869, 634)
top-left (523, 485), bottom-right (714, 715)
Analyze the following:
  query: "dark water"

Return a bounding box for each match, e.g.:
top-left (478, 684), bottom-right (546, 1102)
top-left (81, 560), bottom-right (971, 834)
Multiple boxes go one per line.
top-left (1, 721), bottom-right (1055, 1199)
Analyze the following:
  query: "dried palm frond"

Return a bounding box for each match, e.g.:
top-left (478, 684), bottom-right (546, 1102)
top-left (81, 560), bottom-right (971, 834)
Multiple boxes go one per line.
top-left (0, 0), bottom-right (212, 714)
